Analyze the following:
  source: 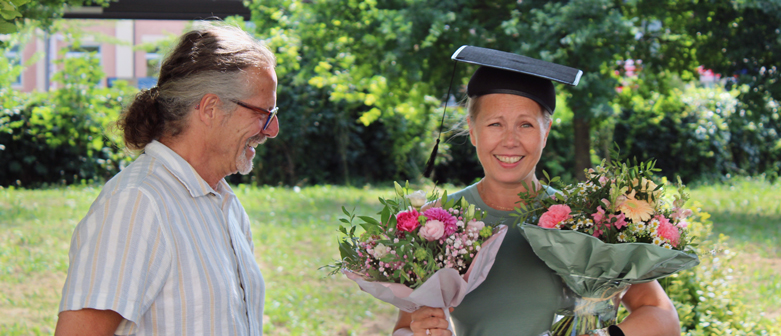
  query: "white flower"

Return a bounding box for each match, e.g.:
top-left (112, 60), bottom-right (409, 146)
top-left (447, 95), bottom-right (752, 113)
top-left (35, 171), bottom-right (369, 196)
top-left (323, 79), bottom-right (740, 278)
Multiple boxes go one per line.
top-left (372, 243), bottom-right (390, 259)
top-left (617, 232), bottom-right (628, 242)
top-left (406, 190), bottom-right (427, 208)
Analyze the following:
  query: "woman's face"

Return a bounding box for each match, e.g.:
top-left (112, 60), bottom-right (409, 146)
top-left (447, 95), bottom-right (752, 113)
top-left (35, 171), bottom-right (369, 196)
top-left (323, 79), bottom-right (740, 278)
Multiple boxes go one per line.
top-left (468, 94), bottom-right (552, 187)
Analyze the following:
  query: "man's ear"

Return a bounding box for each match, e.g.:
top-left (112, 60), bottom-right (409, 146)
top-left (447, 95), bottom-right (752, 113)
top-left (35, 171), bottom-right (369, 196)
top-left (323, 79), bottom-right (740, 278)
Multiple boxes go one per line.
top-left (196, 94), bottom-right (221, 126)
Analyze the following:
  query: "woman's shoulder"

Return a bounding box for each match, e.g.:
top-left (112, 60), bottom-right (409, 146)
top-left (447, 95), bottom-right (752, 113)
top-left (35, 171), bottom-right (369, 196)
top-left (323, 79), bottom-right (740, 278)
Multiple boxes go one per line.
top-left (444, 183), bottom-right (480, 204)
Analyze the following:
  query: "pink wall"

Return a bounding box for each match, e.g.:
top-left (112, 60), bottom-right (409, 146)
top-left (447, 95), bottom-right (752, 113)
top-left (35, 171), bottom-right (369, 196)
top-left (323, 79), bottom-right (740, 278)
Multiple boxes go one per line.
top-left (134, 20), bottom-right (187, 79)
top-left (12, 19), bottom-right (188, 92)
top-left (19, 40), bottom-right (38, 92)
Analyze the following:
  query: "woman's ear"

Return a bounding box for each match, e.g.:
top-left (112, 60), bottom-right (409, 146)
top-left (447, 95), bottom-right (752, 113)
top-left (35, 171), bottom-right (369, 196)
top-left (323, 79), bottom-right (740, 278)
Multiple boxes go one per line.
top-left (468, 117), bottom-right (477, 147)
top-left (542, 119), bottom-right (552, 148)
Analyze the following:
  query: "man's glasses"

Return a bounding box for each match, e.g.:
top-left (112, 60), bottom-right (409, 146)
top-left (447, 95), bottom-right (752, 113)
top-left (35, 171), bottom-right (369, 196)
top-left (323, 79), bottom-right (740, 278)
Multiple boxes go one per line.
top-left (232, 100), bottom-right (279, 131)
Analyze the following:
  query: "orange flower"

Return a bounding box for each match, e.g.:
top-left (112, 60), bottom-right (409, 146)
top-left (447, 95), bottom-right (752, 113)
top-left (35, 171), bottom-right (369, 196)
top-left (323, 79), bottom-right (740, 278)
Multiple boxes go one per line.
top-left (619, 190), bottom-right (654, 223)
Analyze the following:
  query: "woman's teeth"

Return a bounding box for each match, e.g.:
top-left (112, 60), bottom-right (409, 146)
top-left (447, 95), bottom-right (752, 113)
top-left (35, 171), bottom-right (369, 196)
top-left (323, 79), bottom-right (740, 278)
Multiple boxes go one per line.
top-left (495, 155), bottom-right (522, 163)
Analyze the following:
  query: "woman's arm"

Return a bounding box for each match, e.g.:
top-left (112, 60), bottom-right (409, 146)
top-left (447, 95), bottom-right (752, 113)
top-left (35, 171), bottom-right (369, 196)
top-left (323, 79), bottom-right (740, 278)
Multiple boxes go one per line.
top-left (393, 307), bottom-right (452, 336)
top-left (616, 281), bottom-right (680, 336)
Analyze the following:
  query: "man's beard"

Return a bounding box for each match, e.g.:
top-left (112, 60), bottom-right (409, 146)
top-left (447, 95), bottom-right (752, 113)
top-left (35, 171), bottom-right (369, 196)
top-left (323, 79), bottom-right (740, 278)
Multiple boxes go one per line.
top-left (236, 135), bottom-right (266, 175)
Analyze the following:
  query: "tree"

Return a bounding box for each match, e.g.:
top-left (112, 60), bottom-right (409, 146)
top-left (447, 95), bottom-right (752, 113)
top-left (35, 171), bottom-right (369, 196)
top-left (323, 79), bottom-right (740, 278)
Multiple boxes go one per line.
top-left (1, 0), bottom-right (112, 34)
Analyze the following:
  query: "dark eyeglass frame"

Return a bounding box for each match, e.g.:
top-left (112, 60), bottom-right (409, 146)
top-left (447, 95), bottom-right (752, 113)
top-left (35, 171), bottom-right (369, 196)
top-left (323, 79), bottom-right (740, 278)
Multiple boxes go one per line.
top-left (231, 100), bottom-right (279, 131)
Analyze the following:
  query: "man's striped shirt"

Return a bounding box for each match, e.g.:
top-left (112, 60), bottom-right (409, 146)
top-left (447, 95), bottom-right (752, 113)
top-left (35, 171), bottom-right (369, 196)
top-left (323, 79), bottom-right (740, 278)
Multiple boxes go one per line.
top-left (59, 140), bottom-right (265, 335)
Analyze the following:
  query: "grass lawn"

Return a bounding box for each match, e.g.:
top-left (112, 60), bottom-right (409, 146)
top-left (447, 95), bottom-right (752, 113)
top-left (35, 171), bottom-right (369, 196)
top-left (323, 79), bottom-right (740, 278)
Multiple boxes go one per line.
top-left (1, 178), bottom-right (779, 335)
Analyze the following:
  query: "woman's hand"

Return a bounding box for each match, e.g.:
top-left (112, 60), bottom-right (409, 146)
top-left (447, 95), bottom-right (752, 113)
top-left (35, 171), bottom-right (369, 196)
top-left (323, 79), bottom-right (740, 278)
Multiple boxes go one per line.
top-left (410, 306), bottom-right (451, 335)
top-left (393, 306), bottom-right (454, 336)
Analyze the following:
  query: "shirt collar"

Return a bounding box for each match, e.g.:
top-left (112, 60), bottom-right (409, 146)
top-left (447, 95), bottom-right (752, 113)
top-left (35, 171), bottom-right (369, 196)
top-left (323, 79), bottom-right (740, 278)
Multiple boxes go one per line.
top-left (143, 140), bottom-right (221, 198)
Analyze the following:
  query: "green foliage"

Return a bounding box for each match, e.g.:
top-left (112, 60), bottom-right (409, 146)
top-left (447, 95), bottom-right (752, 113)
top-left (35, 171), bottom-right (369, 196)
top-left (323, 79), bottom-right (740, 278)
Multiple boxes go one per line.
top-left (11, 0), bottom-right (113, 31)
top-left (613, 79), bottom-right (781, 183)
top-left (0, 47), bottom-right (136, 187)
top-left (0, 0), bottom-right (30, 35)
top-left (662, 207), bottom-right (780, 335)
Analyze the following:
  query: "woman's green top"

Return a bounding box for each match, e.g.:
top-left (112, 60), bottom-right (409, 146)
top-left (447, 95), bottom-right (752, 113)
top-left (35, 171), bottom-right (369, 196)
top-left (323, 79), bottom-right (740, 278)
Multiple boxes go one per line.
top-left (449, 183), bottom-right (564, 336)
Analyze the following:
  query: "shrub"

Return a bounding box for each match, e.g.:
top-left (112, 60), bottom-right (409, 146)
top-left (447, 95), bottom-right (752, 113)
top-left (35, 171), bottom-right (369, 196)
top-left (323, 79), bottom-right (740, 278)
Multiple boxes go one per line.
top-left (0, 50), bottom-right (135, 187)
top-left (618, 204), bottom-right (780, 334)
top-left (613, 82), bottom-right (781, 184)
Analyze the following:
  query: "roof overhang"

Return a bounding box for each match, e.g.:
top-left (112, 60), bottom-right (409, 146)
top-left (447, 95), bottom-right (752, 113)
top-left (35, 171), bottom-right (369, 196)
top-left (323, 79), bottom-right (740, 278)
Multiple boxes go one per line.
top-left (62, 0), bottom-right (250, 20)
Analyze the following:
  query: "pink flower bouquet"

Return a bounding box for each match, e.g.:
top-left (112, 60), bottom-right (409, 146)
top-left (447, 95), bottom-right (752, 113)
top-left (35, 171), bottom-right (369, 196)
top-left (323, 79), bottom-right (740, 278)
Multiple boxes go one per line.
top-left (326, 182), bottom-right (507, 331)
top-left (515, 157), bottom-right (699, 336)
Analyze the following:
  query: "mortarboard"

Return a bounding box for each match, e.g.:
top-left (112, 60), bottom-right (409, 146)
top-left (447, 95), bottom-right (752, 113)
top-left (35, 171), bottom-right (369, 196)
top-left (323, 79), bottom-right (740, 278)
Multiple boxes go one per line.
top-left (423, 45), bottom-right (583, 178)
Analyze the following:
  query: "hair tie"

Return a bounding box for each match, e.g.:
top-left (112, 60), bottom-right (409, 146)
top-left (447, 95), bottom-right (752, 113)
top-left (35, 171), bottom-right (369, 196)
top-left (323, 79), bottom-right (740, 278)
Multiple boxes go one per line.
top-left (147, 86), bottom-right (160, 100)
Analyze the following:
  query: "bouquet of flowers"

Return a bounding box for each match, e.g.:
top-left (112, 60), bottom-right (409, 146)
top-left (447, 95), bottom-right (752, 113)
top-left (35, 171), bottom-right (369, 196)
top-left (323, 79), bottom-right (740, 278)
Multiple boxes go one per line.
top-left (515, 158), bottom-right (700, 336)
top-left (326, 182), bottom-right (508, 331)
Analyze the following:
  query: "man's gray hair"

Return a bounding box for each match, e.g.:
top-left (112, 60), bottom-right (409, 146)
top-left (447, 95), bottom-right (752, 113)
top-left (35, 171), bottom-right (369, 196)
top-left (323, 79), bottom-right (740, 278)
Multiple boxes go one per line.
top-left (118, 24), bottom-right (276, 150)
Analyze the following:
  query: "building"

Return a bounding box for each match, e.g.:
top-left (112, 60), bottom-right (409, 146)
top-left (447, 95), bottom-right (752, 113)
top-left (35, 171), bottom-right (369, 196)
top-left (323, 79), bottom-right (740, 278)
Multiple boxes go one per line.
top-left (7, 20), bottom-right (188, 92)
top-left (5, 0), bottom-right (250, 92)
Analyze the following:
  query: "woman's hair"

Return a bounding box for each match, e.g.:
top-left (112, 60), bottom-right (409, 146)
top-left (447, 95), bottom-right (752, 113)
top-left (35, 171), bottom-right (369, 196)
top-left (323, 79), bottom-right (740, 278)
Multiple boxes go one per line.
top-left (117, 24), bottom-right (276, 150)
top-left (466, 96), bottom-right (552, 126)
top-left (452, 95), bottom-right (553, 138)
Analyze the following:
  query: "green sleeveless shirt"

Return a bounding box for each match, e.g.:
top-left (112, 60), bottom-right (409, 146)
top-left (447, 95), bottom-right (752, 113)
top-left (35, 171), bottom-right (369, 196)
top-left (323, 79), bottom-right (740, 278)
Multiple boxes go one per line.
top-left (449, 183), bottom-right (564, 336)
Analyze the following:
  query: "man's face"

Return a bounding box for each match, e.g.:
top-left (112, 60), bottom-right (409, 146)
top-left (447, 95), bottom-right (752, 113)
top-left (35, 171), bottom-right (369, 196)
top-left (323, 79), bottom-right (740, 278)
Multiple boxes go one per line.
top-left (218, 67), bottom-right (278, 176)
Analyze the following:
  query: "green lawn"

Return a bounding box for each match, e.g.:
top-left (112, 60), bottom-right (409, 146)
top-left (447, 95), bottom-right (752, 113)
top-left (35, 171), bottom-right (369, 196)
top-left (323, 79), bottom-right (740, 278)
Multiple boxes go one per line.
top-left (688, 176), bottom-right (781, 320)
top-left (0, 178), bottom-right (779, 335)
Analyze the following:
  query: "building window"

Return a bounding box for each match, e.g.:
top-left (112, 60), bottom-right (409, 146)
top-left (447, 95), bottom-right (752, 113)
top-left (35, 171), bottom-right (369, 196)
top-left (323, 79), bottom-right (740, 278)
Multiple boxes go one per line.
top-left (7, 45), bottom-right (22, 86)
top-left (66, 45), bottom-right (101, 59)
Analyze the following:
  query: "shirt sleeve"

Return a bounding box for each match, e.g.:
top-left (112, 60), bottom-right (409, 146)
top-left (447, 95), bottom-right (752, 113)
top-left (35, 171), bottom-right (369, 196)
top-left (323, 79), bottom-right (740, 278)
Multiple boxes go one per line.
top-left (59, 187), bottom-right (172, 330)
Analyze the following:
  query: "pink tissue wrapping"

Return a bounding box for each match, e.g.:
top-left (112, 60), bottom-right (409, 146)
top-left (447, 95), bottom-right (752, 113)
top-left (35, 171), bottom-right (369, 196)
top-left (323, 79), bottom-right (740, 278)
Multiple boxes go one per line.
top-left (343, 225), bottom-right (508, 330)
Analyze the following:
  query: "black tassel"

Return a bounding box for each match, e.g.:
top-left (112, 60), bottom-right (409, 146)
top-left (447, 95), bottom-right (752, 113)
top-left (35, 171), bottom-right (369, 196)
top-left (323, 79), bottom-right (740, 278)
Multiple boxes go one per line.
top-left (423, 61), bottom-right (459, 179)
top-left (423, 138), bottom-right (440, 178)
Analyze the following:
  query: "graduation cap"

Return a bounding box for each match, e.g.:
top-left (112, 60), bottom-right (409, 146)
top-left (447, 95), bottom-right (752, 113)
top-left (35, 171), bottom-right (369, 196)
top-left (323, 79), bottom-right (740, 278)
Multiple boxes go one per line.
top-left (423, 45), bottom-right (583, 178)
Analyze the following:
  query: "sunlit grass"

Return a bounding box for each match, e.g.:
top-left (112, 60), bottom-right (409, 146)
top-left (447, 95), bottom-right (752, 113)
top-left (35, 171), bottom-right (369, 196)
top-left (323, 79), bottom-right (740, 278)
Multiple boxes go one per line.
top-left (0, 179), bottom-right (778, 334)
top-left (689, 176), bottom-right (781, 319)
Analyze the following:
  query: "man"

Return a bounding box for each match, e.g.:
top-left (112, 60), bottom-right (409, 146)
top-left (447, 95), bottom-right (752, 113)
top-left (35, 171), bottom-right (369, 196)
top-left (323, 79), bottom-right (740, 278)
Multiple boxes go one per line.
top-left (55, 24), bottom-right (278, 336)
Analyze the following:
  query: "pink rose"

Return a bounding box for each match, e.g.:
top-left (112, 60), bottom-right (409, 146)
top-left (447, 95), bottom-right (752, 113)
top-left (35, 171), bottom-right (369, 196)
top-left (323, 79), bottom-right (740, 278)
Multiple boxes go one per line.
top-left (538, 204), bottom-right (572, 229)
top-left (656, 215), bottom-right (680, 247)
top-left (419, 220), bottom-right (445, 241)
top-left (396, 208), bottom-right (421, 232)
top-left (423, 207), bottom-right (458, 237)
top-left (467, 220), bottom-right (485, 233)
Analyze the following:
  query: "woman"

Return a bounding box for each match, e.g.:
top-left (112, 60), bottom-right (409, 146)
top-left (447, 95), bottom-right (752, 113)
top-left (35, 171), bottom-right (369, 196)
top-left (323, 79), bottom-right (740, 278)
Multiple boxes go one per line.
top-left (392, 50), bottom-right (680, 336)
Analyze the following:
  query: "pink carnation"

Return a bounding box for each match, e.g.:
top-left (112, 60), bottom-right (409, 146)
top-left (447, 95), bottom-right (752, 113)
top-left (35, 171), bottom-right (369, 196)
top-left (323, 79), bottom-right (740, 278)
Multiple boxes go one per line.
top-left (396, 208), bottom-right (421, 232)
top-left (538, 204), bottom-right (572, 229)
top-left (656, 215), bottom-right (680, 247)
top-left (609, 212), bottom-right (627, 229)
top-left (419, 220), bottom-right (445, 241)
top-left (423, 207), bottom-right (458, 237)
top-left (592, 206), bottom-right (606, 225)
top-left (467, 220), bottom-right (485, 233)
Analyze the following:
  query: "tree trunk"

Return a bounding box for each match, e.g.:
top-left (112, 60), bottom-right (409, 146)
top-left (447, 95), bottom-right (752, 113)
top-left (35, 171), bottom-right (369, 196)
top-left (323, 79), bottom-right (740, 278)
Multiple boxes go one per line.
top-left (573, 117), bottom-right (592, 181)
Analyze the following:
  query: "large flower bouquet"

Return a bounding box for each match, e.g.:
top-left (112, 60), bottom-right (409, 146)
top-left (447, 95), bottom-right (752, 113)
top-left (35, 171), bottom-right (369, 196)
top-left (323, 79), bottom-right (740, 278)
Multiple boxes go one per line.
top-left (326, 182), bottom-right (508, 331)
top-left (515, 159), bottom-right (700, 336)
